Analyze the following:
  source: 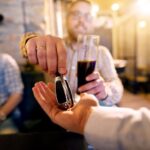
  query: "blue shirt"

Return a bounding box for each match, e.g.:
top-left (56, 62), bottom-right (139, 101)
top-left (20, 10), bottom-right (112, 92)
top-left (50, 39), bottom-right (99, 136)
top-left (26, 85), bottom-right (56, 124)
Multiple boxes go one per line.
top-left (0, 54), bottom-right (23, 105)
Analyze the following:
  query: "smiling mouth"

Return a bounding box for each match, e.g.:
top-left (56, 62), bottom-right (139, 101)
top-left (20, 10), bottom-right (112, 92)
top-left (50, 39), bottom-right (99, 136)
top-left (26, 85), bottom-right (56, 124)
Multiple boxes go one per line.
top-left (75, 25), bottom-right (87, 32)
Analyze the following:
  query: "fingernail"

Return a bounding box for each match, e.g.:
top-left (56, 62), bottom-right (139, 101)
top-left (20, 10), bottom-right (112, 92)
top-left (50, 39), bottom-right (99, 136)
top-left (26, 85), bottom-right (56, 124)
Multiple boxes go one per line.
top-left (39, 82), bottom-right (44, 86)
top-left (86, 77), bottom-right (89, 81)
top-left (59, 68), bottom-right (67, 75)
top-left (78, 88), bottom-right (81, 92)
top-left (34, 82), bottom-right (39, 86)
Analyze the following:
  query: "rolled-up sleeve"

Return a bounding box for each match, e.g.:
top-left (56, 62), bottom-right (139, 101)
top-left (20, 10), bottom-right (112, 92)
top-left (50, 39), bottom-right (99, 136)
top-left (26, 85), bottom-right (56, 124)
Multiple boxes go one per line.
top-left (4, 54), bottom-right (24, 94)
top-left (97, 46), bottom-right (123, 106)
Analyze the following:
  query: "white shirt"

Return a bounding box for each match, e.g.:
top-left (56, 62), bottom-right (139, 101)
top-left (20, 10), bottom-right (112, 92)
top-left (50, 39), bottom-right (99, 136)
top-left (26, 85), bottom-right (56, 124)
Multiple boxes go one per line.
top-left (66, 41), bottom-right (123, 106)
top-left (84, 107), bottom-right (150, 150)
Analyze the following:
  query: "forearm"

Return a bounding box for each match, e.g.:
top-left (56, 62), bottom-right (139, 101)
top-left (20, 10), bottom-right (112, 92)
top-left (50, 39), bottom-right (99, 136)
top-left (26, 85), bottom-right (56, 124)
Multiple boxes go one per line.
top-left (84, 107), bottom-right (150, 150)
top-left (100, 78), bottom-right (123, 106)
top-left (0, 93), bottom-right (22, 116)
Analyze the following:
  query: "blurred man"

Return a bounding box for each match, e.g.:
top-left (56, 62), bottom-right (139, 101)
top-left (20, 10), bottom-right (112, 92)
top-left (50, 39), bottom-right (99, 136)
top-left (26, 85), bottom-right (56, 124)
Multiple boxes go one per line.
top-left (0, 53), bottom-right (23, 134)
top-left (20, 0), bottom-right (123, 106)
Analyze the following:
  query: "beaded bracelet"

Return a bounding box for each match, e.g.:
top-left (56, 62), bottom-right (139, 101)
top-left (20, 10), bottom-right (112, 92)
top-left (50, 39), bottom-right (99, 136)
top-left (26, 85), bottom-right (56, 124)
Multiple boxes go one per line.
top-left (19, 32), bottom-right (39, 57)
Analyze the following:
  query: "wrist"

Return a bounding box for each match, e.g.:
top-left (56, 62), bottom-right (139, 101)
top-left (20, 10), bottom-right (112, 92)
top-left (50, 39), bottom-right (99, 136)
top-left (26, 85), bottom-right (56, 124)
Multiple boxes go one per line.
top-left (100, 94), bottom-right (108, 101)
top-left (19, 32), bottom-right (39, 57)
top-left (80, 106), bottom-right (93, 134)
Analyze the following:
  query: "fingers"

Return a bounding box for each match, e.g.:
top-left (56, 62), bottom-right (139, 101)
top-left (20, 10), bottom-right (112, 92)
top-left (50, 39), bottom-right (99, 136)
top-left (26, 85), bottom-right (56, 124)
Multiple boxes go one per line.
top-left (26, 36), bottom-right (48, 71)
top-left (26, 35), bottom-right (67, 76)
top-left (38, 82), bottom-right (56, 105)
top-left (96, 92), bottom-right (107, 100)
top-left (78, 79), bottom-right (102, 92)
top-left (32, 82), bottom-right (56, 107)
top-left (45, 35), bottom-right (67, 75)
top-left (32, 82), bottom-right (62, 122)
top-left (26, 38), bottom-right (37, 64)
top-left (43, 35), bottom-right (56, 75)
top-left (79, 71), bottom-right (104, 92)
top-left (86, 85), bottom-right (101, 95)
top-left (79, 79), bottom-right (107, 99)
top-left (32, 82), bottom-right (95, 134)
top-left (36, 37), bottom-right (47, 71)
top-left (78, 71), bottom-right (108, 99)
top-left (47, 82), bottom-right (55, 90)
top-left (55, 38), bottom-right (67, 74)
top-left (32, 85), bottom-right (50, 114)
top-left (86, 71), bottom-right (101, 81)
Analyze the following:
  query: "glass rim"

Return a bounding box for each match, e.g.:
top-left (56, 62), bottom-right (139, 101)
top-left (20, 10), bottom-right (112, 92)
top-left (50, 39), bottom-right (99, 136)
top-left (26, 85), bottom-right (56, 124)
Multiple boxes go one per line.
top-left (77, 34), bottom-right (100, 44)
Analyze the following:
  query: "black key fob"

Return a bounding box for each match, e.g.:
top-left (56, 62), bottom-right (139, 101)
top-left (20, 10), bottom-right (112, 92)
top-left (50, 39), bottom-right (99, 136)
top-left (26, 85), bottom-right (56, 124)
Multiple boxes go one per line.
top-left (55, 75), bottom-right (74, 110)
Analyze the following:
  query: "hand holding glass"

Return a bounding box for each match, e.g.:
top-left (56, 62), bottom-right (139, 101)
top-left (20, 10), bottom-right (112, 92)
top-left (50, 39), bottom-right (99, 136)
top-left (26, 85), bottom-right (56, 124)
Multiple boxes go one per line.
top-left (77, 35), bottom-right (100, 92)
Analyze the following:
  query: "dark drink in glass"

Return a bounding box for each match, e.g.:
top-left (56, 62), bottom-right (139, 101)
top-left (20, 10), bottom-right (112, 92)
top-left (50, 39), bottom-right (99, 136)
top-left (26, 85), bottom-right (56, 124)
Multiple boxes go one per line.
top-left (76, 34), bottom-right (99, 94)
top-left (77, 60), bottom-right (96, 88)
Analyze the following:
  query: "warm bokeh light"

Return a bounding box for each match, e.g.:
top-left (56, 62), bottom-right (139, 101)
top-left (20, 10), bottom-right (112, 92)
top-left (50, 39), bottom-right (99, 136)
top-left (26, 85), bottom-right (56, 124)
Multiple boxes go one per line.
top-left (56, 11), bottom-right (63, 37)
top-left (136, 0), bottom-right (150, 15)
top-left (138, 20), bottom-right (147, 28)
top-left (91, 4), bottom-right (100, 17)
top-left (111, 3), bottom-right (120, 12)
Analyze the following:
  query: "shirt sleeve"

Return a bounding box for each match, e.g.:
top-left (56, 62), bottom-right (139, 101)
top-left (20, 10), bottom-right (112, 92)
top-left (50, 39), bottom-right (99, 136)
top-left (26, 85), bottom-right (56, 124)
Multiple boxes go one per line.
top-left (84, 107), bottom-right (150, 150)
top-left (3, 54), bottom-right (24, 94)
top-left (97, 46), bottom-right (123, 106)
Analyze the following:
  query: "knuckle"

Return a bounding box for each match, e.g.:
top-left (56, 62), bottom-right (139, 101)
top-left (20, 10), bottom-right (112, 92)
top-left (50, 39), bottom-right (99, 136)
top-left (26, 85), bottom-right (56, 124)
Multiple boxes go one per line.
top-left (94, 71), bottom-right (100, 77)
top-left (28, 37), bottom-right (36, 44)
top-left (37, 51), bottom-right (46, 59)
top-left (37, 53), bottom-right (45, 60)
top-left (46, 35), bottom-right (51, 39)
top-left (46, 35), bottom-right (55, 44)
top-left (28, 57), bottom-right (37, 64)
top-left (98, 79), bottom-right (103, 85)
top-left (28, 51), bottom-right (35, 58)
top-left (55, 37), bottom-right (62, 42)
top-left (95, 80), bottom-right (99, 86)
top-left (96, 86), bottom-right (100, 92)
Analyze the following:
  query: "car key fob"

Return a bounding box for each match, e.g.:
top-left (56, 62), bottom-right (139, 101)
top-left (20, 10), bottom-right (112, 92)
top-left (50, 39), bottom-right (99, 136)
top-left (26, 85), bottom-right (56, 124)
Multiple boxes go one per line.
top-left (55, 74), bottom-right (74, 110)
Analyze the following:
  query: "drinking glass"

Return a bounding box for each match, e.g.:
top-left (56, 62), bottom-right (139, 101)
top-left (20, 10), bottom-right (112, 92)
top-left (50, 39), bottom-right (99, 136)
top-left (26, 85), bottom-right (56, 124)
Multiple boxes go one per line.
top-left (77, 34), bottom-right (100, 91)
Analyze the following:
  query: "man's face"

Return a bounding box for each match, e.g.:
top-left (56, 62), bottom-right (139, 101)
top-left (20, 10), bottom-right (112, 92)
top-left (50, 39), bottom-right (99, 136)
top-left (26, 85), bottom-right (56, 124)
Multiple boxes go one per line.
top-left (67, 2), bottom-right (93, 41)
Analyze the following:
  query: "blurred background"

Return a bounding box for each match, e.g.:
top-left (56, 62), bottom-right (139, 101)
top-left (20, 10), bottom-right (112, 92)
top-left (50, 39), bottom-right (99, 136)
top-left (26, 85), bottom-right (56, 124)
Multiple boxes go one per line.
top-left (1, 2), bottom-right (150, 150)
top-left (0, 0), bottom-right (150, 108)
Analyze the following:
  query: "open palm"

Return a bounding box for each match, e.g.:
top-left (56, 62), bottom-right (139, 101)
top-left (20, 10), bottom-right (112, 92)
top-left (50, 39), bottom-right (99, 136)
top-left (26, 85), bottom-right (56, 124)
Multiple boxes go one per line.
top-left (32, 81), bottom-right (99, 134)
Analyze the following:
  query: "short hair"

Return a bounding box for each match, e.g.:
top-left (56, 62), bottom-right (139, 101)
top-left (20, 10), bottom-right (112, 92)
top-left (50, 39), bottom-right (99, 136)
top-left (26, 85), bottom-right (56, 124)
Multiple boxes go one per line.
top-left (70, 0), bottom-right (91, 7)
top-left (67, 0), bottom-right (92, 12)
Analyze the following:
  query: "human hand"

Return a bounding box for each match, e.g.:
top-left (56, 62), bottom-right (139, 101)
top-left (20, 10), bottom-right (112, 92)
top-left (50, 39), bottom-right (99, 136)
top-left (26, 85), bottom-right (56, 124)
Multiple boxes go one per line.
top-left (78, 71), bottom-right (108, 100)
top-left (25, 35), bottom-right (67, 75)
top-left (32, 81), bottom-right (99, 134)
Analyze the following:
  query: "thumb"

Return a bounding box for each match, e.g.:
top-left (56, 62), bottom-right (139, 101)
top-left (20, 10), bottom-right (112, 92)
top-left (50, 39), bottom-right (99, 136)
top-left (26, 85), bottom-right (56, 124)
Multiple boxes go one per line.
top-left (80, 93), bottom-right (99, 107)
